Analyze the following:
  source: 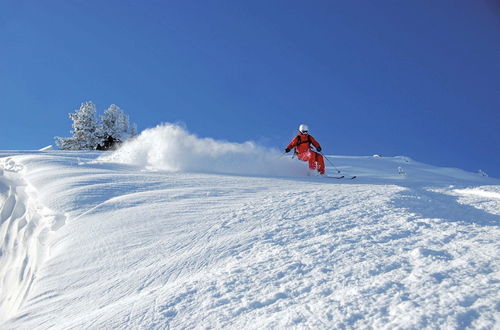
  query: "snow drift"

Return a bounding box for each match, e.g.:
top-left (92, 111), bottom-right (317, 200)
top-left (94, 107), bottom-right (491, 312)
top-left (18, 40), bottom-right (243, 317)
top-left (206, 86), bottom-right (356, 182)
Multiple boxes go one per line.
top-left (0, 158), bottom-right (66, 322)
top-left (97, 123), bottom-right (306, 176)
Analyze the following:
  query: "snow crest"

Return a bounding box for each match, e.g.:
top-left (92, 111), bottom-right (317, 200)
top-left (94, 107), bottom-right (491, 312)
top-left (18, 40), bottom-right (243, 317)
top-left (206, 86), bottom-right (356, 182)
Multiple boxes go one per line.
top-left (0, 158), bottom-right (66, 322)
top-left (97, 123), bottom-right (307, 176)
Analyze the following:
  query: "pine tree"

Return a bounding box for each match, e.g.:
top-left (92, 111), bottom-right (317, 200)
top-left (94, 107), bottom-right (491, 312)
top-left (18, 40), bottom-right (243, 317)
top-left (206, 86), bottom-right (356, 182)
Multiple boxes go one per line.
top-left (55, 101), bottom-right (100, 150)
top-left (99, 104), bottom-right (137, 140)
top-left (55, 101), bottom-right (138, 150)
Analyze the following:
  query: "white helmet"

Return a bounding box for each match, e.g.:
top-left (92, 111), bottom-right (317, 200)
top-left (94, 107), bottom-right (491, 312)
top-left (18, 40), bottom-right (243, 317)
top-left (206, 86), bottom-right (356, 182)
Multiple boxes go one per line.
top-left (299, 124), bottom-right (309, 134)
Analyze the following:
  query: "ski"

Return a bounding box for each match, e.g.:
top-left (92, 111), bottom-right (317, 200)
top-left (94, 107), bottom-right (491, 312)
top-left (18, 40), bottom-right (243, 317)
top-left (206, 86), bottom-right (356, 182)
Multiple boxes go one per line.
top-left (322, 175), bottom-right (357, 179)
top-left (322, 175), bottom-right (344, 179)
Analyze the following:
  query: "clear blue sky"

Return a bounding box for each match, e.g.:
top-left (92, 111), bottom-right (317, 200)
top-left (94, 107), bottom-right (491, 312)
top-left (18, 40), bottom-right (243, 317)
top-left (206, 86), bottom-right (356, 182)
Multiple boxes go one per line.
top-left (1, 0), bottom-right (499, 177)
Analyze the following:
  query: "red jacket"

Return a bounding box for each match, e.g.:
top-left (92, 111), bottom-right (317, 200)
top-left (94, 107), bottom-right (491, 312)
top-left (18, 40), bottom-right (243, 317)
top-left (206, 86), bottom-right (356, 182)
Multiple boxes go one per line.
top-left (287, 133), bottom-right (321, 154)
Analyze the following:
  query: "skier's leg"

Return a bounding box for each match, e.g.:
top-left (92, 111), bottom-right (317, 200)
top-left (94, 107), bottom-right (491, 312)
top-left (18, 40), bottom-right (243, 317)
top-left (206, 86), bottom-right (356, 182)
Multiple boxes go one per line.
top-left (307, 151), bottom-right (316, 170)
top-left (297, 152), bottom-right (308, 162)
top-left (297, 152), bottom-right (316, 170)
top-left (316, 152), bottom-right (325, 174)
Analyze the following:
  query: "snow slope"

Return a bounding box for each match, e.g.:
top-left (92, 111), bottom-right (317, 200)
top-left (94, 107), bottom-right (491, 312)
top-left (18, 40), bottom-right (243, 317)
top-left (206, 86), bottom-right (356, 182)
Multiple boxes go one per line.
top-left (0, 125), bottom-right (499, 329)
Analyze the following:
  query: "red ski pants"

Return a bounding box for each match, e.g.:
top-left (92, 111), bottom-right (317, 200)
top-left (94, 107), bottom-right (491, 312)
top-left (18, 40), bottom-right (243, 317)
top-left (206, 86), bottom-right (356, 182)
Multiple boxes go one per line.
top-left (297, 151), bottom-right (325, 174)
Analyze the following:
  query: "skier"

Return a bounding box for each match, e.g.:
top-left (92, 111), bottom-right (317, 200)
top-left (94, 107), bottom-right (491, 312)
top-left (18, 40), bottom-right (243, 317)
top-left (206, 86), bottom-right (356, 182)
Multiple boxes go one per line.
top-left (285, 124), bottom-right (325, 175)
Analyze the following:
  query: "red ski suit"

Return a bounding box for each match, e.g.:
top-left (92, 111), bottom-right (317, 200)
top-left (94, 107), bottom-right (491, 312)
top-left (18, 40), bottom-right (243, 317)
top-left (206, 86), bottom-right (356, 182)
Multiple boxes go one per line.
top-left (286, 133), bottom-right (325, 174)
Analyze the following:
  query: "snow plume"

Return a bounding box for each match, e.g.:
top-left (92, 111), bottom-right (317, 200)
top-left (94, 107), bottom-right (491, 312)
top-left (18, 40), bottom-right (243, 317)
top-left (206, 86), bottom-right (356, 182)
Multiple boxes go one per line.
top-left (97, 123), bottom-right (307, 176)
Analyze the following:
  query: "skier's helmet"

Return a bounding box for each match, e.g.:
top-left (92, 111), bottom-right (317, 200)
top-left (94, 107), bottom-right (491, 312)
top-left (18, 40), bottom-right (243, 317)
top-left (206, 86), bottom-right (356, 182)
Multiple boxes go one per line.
top-left (299, 124), bottom-right (309, 134)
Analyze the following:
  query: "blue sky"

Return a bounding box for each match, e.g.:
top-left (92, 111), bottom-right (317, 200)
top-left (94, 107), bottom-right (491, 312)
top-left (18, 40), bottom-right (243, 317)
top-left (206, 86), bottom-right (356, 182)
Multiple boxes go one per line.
top-left (1, 0), bottom-right (499, 177)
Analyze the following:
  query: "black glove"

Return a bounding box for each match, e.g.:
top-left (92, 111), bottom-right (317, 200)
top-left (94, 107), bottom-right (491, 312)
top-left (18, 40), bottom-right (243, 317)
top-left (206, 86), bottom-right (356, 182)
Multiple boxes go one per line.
top-left (285, 148), bottom-right (290, 153)
top-left (316, 146), bottom-right (322, 152)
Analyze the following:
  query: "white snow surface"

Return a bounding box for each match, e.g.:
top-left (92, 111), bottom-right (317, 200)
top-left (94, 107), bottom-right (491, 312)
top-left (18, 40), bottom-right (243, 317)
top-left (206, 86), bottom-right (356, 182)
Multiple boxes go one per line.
top-left (1, 126), bottom-right (499, 329)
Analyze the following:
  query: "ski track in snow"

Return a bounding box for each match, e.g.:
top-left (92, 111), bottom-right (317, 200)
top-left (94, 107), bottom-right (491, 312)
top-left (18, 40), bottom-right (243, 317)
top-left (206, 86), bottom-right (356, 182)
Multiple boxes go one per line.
top-left (0, 151), bottom-right (499, 329)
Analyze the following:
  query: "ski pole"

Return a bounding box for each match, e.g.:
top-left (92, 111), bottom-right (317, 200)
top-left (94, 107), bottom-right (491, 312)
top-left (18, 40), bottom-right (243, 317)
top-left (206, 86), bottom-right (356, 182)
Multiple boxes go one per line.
top-left (318, 151), bottom-right (341, 173)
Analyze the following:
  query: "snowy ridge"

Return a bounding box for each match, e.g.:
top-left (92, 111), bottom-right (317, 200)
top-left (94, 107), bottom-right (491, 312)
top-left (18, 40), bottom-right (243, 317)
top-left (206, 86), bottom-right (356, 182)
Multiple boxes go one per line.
top-left (0, 128), bottom-right (499, 328)
top-left (0, 158), bottom-right (66, 322)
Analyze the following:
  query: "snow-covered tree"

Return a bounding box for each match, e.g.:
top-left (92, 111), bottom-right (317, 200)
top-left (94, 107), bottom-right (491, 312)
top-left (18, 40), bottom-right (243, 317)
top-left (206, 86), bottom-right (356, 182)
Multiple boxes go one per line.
top-left (55, 101), bottom-right (100, 150)
top-left (99, 104), bottom-right (128, 141)
top-left (55, 102), bottom-right (138, 150)
top-left (98, 104), bottom-right (138, 142)
top-left (99, 104), bottom-right (139, 141)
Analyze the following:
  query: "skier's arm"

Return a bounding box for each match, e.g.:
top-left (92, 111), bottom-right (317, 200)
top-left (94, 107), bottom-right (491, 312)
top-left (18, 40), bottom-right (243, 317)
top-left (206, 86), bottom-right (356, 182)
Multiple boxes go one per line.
top-left (310, 136), bottom-right (322, 152)
top-left (285, 136), bottom-right (298, 152)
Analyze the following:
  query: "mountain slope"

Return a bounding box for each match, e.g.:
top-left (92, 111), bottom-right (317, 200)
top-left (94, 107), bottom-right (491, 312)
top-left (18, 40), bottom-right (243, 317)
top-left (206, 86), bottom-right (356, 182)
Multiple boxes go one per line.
top-left (0, 150), bottom-right (499, 329)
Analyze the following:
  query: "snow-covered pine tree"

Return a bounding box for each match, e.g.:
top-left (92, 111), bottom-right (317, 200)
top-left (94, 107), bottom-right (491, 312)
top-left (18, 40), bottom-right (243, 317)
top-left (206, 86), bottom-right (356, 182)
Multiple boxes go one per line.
top-left (99, 104), bottom-right (126, 141)
top-left (54, 136), bottom-right (79, 150)
top-left (99, 104), bottom-right (138, 141)
top-left (96, 104), bottom-right (140, 150)
top-left (55, 101), bottom-right (100, 150)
